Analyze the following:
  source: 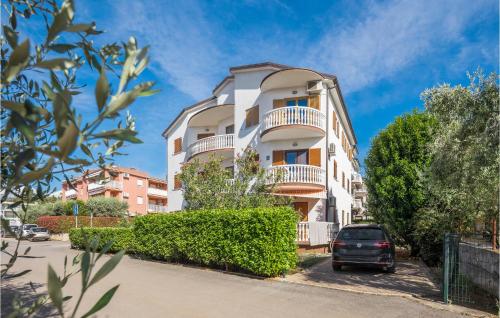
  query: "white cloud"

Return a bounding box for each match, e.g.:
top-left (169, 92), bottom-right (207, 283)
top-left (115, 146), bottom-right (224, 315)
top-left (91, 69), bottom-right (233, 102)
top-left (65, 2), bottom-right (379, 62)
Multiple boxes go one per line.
top-left (306, 0), bottom-right (497, 93)
top-left (105, 0), bottom-right (224, 100)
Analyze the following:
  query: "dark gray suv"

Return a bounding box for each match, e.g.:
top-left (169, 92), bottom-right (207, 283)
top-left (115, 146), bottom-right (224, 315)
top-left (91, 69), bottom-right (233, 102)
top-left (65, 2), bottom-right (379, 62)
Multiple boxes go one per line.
top-left (331, 224), bottom-right (396, 273)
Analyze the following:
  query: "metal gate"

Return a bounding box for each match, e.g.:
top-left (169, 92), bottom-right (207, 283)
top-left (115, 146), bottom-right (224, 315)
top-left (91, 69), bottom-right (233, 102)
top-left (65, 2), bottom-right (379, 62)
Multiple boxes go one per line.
top-left (442, 232), bottom-right (499, 306)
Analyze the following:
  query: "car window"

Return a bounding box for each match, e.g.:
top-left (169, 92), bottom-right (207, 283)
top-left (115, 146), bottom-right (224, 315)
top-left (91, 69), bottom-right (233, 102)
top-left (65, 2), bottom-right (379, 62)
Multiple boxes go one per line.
top-left (339, 228), bottom-right (385, 240)
top-left (32, 228), bottom-right (47, 233)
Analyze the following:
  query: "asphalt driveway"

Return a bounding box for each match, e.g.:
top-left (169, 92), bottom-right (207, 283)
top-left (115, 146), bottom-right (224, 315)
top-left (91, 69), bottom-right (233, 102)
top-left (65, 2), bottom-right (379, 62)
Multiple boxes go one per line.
top-left (283, 257), bottom-right (441, 299)
top-left (1, 239), bottom-right (486, 317)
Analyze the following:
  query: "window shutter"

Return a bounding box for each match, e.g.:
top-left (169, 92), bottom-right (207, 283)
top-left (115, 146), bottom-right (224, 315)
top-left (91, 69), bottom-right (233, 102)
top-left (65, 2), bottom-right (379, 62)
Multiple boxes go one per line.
top-left (273, 99), bottom-right (284, 109)
top-left (272, 150), bottom-right (284, 166)
top-left (309, 148), bottom-right (321, 167)
top-left (174, 137), bottom-right (182, 154)
top-left (342, 172), bottom-right (345, 188)
top-left (246, 105), bottom-right (259, 127)
top-left (174, 174), bottom-right (181, 190)
top-left (308, 95), bottom-right (320, 110)
top-left (332, 111), bottom-right (336, 132)
top-left (334, 160), bottom-right (338, 179)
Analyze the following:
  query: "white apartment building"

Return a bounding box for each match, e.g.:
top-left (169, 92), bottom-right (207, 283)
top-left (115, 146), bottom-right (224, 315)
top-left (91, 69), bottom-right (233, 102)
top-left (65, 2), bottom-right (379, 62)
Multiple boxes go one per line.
top-left (162, 62), bottom-right (359, 228)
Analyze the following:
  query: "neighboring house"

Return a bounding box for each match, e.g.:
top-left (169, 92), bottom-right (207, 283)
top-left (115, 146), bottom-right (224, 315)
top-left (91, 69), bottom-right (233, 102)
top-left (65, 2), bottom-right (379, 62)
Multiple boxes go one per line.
top-left (163, 62), bottom-right (359, 230)
top-left (351, 166), bottom-right (369, 220)
top-left (61, 166), bottom-right (167, 216)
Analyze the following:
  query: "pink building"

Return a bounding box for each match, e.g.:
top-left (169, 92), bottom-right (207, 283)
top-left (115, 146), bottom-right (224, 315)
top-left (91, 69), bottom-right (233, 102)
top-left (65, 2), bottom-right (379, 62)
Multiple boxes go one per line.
top-left (62, 166), bottom-right (168, 215)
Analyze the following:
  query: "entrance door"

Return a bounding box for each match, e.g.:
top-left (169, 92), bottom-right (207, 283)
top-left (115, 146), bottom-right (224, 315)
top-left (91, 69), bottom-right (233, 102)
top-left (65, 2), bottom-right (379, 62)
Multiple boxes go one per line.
top-left (197, 133), bottom-right (214, 140)
top-left (293, 202), bottom-right (309, 221)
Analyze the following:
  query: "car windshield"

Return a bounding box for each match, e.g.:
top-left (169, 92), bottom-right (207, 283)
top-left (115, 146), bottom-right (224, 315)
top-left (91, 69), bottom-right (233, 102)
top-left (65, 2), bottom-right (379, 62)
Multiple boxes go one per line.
top-left (31, 228), bottom-right (47, 233)
top-left (339, 228), bottom-right (385, 241)
top-left (25, 225), bottom-right (37, 230)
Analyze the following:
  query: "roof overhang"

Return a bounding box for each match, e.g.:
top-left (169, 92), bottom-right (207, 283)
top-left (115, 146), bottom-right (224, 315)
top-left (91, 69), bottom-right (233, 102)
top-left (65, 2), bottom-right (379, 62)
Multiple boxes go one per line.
top-left (260, 68), bottom-right (326, 92)
top-left (188, 104), bottom-right (234, 127)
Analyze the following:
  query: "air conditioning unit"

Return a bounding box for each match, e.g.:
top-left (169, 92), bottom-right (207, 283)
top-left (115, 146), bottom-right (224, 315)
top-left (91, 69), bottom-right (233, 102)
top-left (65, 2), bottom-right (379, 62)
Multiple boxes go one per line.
top-left (328, 143), bottom-right (336, 156)
top-left (123, 192), bottom-right (129, 198)
top-left (306, 80), bottom-right (323, 94)
top-left (123, 173), bottom-right (130, 178)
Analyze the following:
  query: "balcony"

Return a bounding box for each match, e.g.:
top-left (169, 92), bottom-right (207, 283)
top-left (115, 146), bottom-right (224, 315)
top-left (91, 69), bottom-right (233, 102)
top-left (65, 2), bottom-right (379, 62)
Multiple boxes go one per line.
top-left (88, 181), bottom-right (123, 194)
top-left (352, 198), bottom-right (363, 210)
top-left (147, 187), bottom-right (168, 198)
top-left (352, 173), bottom-right (363, 185)
top-left (65, 189), bottom-right (77, 198)
top-left (261, 107), bottom-right (326, 142)
top-left (296, 222), bottom-right (338, 246)
top-left (187, 134), bottom-right (234, 160)
top-left (266, 164), bottom-right (326, 191)
top-left (354, 188), bottom-right (368, 198)
top-left (148, 204), bottom-right (168, 213)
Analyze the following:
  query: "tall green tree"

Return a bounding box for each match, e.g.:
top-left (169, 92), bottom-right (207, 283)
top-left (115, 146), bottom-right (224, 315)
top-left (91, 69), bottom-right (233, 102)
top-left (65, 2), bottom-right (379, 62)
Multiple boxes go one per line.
top-left (415, 71), bottom-right (499, 262)
top-left (365, 111), bottom-right (436, 254)
top-left (179, 148), bottom-right (290, 210)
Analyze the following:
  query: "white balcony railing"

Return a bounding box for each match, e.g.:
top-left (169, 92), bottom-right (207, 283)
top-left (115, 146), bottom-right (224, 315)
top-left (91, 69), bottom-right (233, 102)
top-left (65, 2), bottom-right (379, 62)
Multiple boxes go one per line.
top-left (188, 134), bottom-right (234, 158)
top-left (352, 173), bottom-right (363, 184)
top-left (262, 107), bottom-right (326, 132)
top-left (65, 189), bottom-right (77, 198)
top-left (266, 164), bottom-right (325, 186)
top-left (88, 181), bottom-right (123, 193)
top-left (352, 198), bottom-right (363, 210)
top-left (147, 187), bottom-right (168, 197)
top-left (148, 204), bottom-right (168, 213)
top-left (296, 222), bottom-right (338, 246)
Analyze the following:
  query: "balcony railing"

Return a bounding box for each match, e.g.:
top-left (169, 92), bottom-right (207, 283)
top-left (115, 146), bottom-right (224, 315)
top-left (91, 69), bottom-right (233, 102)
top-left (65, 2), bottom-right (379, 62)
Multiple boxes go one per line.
top-left (266, 164), bottom-right (325, 186)
top-left (88, 181), bottom-right (123, 193)
top-left (297, 222), bottom-right (338, 246)
top-left (65, 189), bottom-right (77, 198)
top-left (352, 173), bottom-right (363, 184)
top-left (188, 134), bottom-right (234, 158)
top-left (262, 107), bottom-right (326, 132)
top-left (147, 187), bottom-right (168, 197)
top-left (352, 198), bottom-right (363, 210)
top-left (148, 204), bottom-right (168, 213)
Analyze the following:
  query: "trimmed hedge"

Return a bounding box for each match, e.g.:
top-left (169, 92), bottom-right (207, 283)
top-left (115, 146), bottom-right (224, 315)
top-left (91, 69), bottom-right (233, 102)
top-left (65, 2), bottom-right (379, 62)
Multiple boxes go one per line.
top-left (133, 207), bottom-right (298, 277)
top-left (37, 216), bottom-right (126, 234)
top-left (69, 227), bottom-right (135, 253)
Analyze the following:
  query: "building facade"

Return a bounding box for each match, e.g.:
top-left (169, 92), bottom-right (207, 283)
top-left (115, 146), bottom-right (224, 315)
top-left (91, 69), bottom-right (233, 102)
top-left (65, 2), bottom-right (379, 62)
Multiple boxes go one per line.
top-left (351, 168), bottom-right (369, 220)
top-left (163, 62), bottom-right (359, 227)
top-left (61, 166), bottom-right (167, 216)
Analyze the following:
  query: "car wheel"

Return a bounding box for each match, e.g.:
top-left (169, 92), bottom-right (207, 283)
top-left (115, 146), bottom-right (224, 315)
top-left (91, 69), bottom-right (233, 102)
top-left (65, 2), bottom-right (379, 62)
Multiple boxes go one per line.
top-left (384, 265), bottom-right (396, 273)
top-left (332, 264), bottom-right (342, 271)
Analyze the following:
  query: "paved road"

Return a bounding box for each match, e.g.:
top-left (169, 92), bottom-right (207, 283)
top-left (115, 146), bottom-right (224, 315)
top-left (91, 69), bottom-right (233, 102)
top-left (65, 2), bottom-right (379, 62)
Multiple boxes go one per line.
top-left (2, 239), bottom-right (467, 318)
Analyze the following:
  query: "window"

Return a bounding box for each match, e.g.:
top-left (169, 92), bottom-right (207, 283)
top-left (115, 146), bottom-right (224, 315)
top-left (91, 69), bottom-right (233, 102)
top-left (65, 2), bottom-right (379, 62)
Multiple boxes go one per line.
top-left (245, 105), bottom-right (259, 128)
top-left (332, 111), bottom-right (337, 136)
top-left (137, 196), bottom-right (143, 205)
top-left (285, 150), bottom-right (308, 165)
top-left (347, 179), bottom-right (350, 193)
top-left (174, 137), bottom-right (182, 154)
top-left (333, 160), bottom-right (338, 180)
top-left (336, 120), bottom-right (339, 137)
top-left (342, 172), bottom-right (345, 188)
top-left (137, 179), bottom-right (143, 187)
top-left (285, 97), bottom-right (308, 107)
top-left (225, 124), bottom-right (234, 134)
top-left (174, 174), bottom-right (181, 190)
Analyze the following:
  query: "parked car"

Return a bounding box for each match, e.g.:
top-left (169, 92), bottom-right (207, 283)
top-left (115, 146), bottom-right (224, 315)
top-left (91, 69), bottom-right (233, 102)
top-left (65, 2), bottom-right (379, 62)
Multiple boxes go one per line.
top-left (1, 225), bottom-right (20, 238)
top-left (331, 224), bottom-right (396, 273)
top-left (20, 224), bottom-right (38, 239)
top-left (26, 227), bottom-right (50, 241)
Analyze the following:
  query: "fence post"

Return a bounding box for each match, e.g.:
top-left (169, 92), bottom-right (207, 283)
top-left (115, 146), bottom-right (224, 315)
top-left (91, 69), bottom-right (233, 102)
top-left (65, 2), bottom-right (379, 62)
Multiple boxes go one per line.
top-left (443, 233), bottom-right (450, 304)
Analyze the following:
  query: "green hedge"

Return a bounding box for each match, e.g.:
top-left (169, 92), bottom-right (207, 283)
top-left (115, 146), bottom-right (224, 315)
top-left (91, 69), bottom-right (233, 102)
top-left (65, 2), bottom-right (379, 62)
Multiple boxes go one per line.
top-left (69, 227), bottom-right (135, 253)
top-left (133, 207), bottom-right (298, 277)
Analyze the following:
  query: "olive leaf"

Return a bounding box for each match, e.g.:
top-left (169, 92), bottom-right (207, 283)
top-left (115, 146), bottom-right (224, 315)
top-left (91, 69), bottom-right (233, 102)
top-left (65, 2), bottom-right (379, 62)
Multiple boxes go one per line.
top-left (3, 25), bottom-right (18, 49)
top-left (81, 285), bottom-right (119, 318)
top-left (4, 39), bottom-right (30, 82)
top-left (92, 129), bottom-right (142, 144)
top-left (88, 250), bottom-right (125, 287)
top-left (57, 121), bottom-right (79, 159)
top-left (95, 68), bottom-right (109, 112)
top-left (35, 58), bottom-right (77, 70)
top-left (47, 265), bottom-right (64, 316)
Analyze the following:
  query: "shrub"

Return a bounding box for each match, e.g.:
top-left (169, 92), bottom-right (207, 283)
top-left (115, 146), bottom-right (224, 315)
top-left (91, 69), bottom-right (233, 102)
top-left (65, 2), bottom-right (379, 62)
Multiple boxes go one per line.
top-left (133, 207), bottom-right (298, 277)
top-left (37, 216), bottom-right (126, 233)
top-left (69, 227), bottom-right (135, 253)
top-left (86, 197), bottom-right (128, 217)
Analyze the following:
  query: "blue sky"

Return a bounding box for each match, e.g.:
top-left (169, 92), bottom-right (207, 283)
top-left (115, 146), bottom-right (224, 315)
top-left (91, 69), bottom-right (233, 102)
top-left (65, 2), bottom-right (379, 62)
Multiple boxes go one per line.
top-left (66, 0), bottom-right (498, 179)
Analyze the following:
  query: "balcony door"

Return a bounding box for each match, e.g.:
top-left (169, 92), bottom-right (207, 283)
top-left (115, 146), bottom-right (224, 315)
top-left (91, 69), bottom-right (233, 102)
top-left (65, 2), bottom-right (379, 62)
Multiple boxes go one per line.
top-left (293, 202), bottom-right (309, 221)
top-left (285, 150), bottom-right (308, 165)
top-left (197, 133), bottom-right (214, 140)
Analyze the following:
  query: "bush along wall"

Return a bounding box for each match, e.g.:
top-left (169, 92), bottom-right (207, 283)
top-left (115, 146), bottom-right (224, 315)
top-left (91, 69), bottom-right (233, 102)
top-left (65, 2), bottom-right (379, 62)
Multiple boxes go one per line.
top-left (37, 216), bottom-right (127, 234)
top-left (133, 207), bottom-right (299, 277)
top-left (69, 227), bottom-right (136, 253)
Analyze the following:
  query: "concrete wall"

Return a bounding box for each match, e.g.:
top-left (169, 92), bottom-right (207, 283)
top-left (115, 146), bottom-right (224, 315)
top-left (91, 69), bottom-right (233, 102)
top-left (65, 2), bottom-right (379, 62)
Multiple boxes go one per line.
top-left (459, 243), bottom-right (499, 298)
